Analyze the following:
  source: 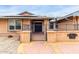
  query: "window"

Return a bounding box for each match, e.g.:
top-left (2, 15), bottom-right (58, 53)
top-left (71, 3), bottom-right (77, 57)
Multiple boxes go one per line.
top-left (49, 22), bottom-right (54, 29)
top-left (8, 19), bottom-right (21, 31)
top-left (56, 24), bottom-right (58, 29)
top-left (16, 20), bottom-right (21, 30)
top-left (8, 20), bottom-right (15, 30)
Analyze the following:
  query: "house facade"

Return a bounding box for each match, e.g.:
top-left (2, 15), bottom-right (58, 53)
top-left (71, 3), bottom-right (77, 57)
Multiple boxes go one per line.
top-left (55, 11), bottom-right (79, 42)
top-left (0, 11), bottom-right (79, 43)
top-left (0, 11), bottom-right (55, 43)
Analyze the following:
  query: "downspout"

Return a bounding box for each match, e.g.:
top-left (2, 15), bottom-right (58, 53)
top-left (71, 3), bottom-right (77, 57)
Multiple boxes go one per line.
top-left (76, 16), bottom-right (78, 30)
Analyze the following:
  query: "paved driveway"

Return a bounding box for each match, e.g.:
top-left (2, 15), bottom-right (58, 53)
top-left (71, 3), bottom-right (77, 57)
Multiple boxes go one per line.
top-left (0, 37), bottom-right (20, 54)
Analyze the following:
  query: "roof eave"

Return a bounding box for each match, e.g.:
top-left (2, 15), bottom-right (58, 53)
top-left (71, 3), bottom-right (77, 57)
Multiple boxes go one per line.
top-left (0, 16), bottom-right (53, 20)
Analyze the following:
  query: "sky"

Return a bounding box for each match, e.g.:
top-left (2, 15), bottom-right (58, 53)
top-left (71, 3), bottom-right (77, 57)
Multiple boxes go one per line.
top-left (0, 5), bottom-right (79, 17)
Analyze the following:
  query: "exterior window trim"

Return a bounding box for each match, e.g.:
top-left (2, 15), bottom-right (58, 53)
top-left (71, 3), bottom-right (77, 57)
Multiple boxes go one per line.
top-left (8, 19), bottom-right (22, 31)
top-left (49, 22), bottom-right (54, 29)
top-left (49, 21), bottom-right (57, 30)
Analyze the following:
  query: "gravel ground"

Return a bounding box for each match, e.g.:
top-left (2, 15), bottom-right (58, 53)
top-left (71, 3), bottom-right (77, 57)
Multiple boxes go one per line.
top-left (0, 37), bottom-right (20, 54)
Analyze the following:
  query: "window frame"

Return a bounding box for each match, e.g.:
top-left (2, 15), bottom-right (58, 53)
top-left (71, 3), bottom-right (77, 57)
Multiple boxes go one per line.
top-left (49, 22), bottom-right (54, 29)
top-left (8, 19), bottom-right (22, 31)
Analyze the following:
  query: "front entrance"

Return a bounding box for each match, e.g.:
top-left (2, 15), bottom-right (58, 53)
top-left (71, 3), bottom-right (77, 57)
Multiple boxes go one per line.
top-left (31, 20), bottom-right (46, 41)
top-left (34, 22), bottom-right (42, 32)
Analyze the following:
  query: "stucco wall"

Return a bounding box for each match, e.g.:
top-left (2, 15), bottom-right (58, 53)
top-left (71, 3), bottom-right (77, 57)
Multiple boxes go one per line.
top-left (58, 16), bottom-right (77, 31)
top-left (56, 31), bottom-right (79, 42)
top-left (47, 16), bottom-right (79, 42)
top-left (0, 19), bottom-right (31, 32)
top-left (1, 18), bottom-right (79, 43)
top-left (20, 19), bottom-right (31, 43)
top-left (0, 19), bottom-right (8, 33)
top-left (0, 19), bottom-right (20, 39)
top-left (47, 31), bottom-right (56, 42)
top-left (47, 31), bottom-right (79, 42)
top-left (20, 31), bottom-right (30, 43)
top-left (22, 19), bottom-right (30, 25)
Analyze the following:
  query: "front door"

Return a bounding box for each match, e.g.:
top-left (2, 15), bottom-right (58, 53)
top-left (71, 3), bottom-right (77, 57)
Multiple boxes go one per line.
top-left (35, 22), bottom-right (42, 32)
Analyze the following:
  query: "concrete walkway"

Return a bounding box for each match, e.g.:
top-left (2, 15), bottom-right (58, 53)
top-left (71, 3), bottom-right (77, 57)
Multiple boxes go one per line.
top-left (17, 41), bottom-right (54, 54)
top-left (50, 42), bottom-right (79, 54)
top-left (17, 42), bottom-right (79, 54)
